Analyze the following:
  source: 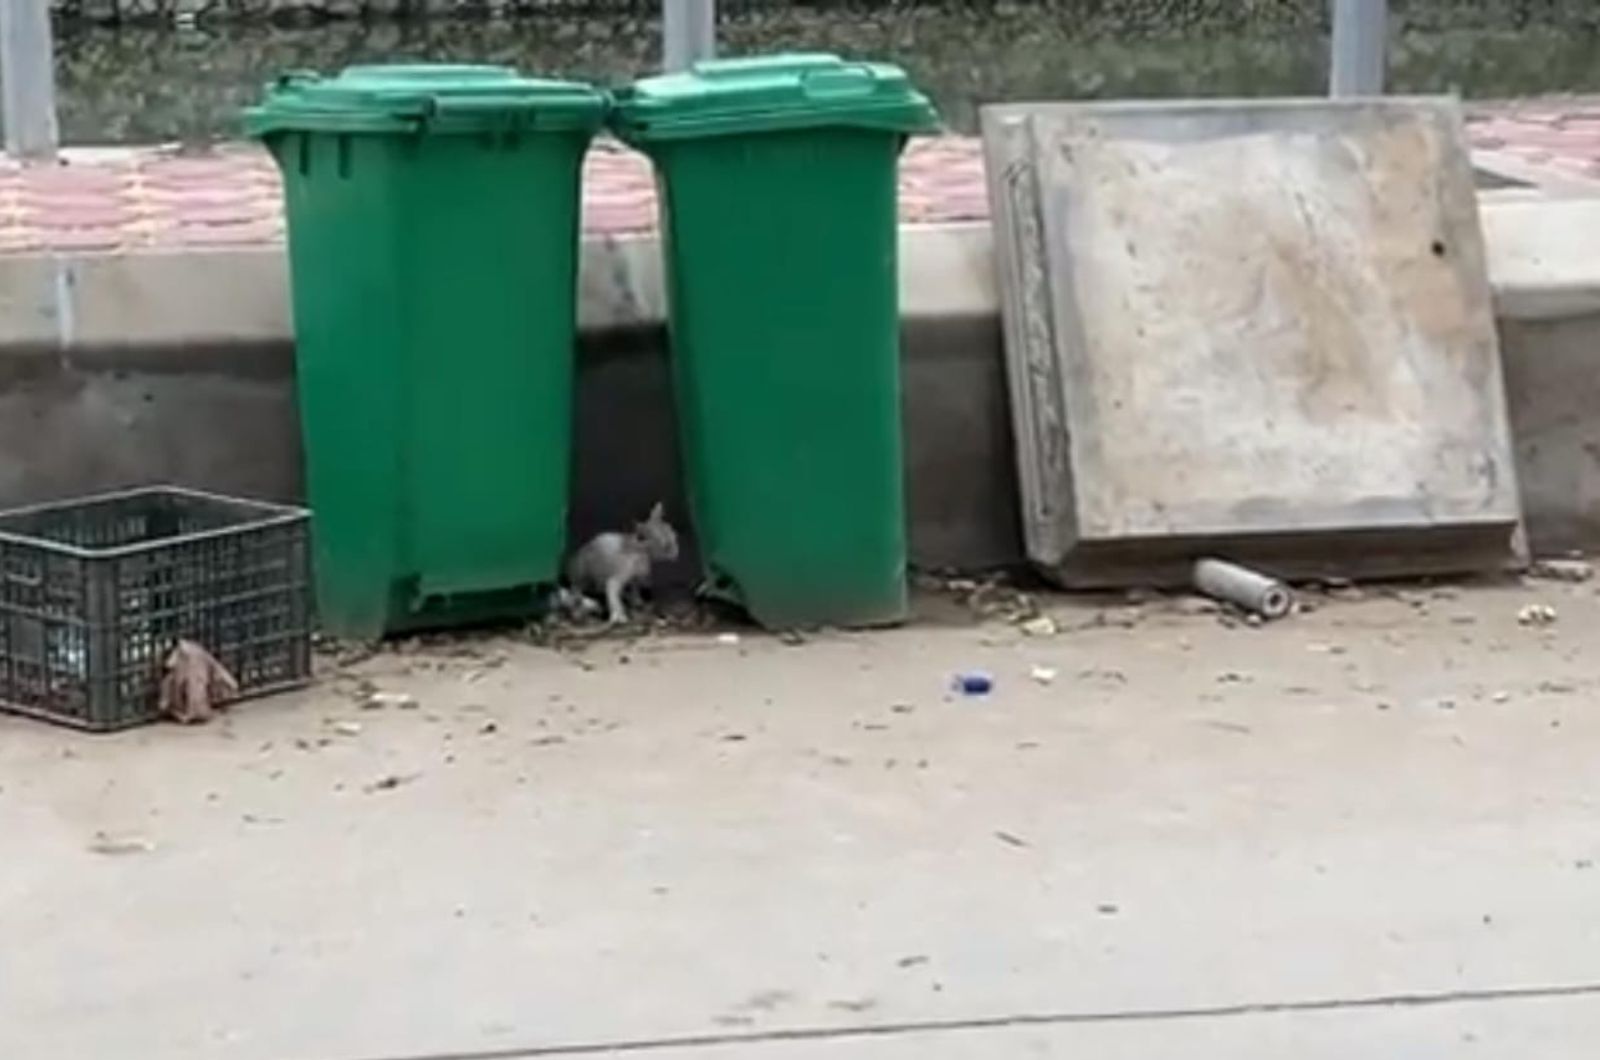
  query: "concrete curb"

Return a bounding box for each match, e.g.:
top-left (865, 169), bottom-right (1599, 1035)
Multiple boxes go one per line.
top-left (0, 195), bottom-right (1593, 354)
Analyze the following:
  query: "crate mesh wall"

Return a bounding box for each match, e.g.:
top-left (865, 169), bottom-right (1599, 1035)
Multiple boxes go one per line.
top-left (0, 489), bottom-right (312, 731)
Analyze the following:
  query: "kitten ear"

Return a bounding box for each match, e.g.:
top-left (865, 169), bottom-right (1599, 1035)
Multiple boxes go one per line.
top-left (648, 501), bottom-right (666, 524)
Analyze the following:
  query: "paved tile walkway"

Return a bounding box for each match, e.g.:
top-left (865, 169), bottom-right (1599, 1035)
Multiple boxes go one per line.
top-left (0, 99), bottom-right (1596, 255)
top-left (1469, 97), bottom-right (1600, 182)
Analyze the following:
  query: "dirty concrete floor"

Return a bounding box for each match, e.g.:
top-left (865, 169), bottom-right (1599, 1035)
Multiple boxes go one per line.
top-left (5, 579), bottom-right (1600, 1059)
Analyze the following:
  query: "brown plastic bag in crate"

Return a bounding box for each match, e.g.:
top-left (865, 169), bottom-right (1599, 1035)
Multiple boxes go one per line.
top-left (159, 640), bottom-right (239, 725)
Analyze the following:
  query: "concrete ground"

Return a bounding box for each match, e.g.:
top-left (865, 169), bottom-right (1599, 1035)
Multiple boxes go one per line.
top-left (5, 577), bottom-right (1600, 1059)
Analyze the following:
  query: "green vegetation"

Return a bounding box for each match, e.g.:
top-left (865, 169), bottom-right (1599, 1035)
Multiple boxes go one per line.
top-left (47, 2), bottom-right (1600, 143)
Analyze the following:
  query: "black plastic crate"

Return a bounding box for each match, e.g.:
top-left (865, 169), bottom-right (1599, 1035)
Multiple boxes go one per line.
top-left (0, 487), bottom-right (312, 731)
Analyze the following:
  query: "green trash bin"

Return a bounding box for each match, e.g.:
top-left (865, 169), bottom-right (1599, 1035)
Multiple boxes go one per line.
top-left (612, 54), bottom-right (938, 629)
top-left (246, 65), bottom-right (607, 639)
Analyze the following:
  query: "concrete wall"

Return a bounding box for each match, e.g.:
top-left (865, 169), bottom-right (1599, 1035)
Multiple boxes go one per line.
top-left (1501, 312), bottom-right (1600, 553)
top-left (2, 201), bottom-right (1599, 575)
top-left (0, 318), bottom-right (1021, 578)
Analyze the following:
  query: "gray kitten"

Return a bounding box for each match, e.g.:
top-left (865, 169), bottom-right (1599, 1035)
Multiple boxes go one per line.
top-left (562, 502), bottom-right (680, 624)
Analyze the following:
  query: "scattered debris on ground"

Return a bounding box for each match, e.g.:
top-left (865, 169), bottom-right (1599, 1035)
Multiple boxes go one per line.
top-left (528, 594), bottom-right (733, 649)
top-left (1192, 558), bottom-right (1295, 621)
top-left (88, 833), bottom-right (156, 856)
top-left (1519, 603), bottom-right (1559, 627)
top-left (1019, 615), bottom-right (1058, 637)
top-left (1170, 595), bottom-right (1225, 617)
top-left (1531, 558), bottom-right (1594, 583)
top-left (1201, 719), bottom-right (1253, 735)
top-left (1072, 606), bottom-right (1148, 632)
top-left (828, 998), bottom-right (878, 1013)
top-left (364, 773), bottom-right (418, 793)
top-left (313, 635), bottom-right (381, 668)
top-left (951, 672), bottom-right (994, 697)
top-left (917, 570), bottom-right (1041, 624)
top-left (362, 690), bottom-right (418, 711)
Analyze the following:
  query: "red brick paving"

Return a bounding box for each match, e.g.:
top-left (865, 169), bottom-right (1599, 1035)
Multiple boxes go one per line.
top-left (0, 99), bottom-right (1595, 256)
top-left (1469, 98), bottom-right (1600, 181)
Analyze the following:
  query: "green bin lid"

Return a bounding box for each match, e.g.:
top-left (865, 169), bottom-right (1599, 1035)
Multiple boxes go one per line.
top-left (244, 64), bottom-right (608, 137)
top-left (610, 53), bottom-right (939, 142)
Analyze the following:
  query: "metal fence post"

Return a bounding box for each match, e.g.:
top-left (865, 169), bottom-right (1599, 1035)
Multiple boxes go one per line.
top-left (664, 0), bottom-right (716, 72)
top-left (1329, 0), bottom-right (1388, 97)
top-left (1, 0), bottom-right (59, 160)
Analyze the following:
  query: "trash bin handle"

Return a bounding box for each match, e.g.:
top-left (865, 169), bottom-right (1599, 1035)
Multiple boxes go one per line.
top-left (423, 96), bottom-right (550, 126)
top-left (800, 65), bottom-right (877, 100)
